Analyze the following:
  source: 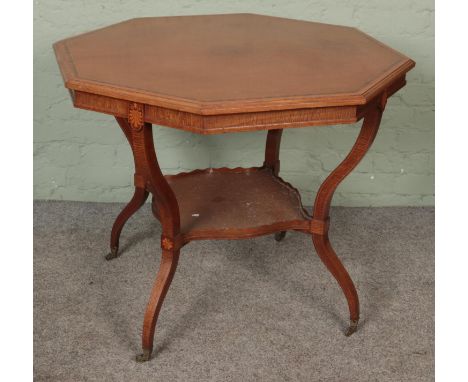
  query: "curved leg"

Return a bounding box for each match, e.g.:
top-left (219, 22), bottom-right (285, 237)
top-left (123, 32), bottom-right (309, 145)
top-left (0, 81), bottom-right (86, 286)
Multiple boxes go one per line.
top-left (312, 234), bottom-right (359, 336)
top-left (312, 101), bottom-right (385, 335)
top-left (136, 249), bottom-right (179, 362)
top-left (118, 103), bottom-right (181, 362)
top-left (106, 187), bottom-right (149, 260)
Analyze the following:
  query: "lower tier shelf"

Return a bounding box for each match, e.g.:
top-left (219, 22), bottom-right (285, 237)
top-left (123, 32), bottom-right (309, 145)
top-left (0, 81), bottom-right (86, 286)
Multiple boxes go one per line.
top-left (163, 167), bottom-right (311, 240)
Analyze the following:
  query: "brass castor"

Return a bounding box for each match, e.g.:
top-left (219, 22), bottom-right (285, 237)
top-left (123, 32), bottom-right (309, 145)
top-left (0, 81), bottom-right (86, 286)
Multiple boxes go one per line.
top-left (105, 246), bottom-right (119, 261)
top-left (274, 231), bottom-right (286, 242)
top-left (345, 319), bottom-right (359, 337)
top-left (135, 349), bottom-right (152, 362)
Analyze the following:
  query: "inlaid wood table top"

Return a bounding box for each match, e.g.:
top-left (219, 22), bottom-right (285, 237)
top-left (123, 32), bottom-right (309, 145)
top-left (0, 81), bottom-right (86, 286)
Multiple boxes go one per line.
top-left (54, 13), bottom-right (414, 120)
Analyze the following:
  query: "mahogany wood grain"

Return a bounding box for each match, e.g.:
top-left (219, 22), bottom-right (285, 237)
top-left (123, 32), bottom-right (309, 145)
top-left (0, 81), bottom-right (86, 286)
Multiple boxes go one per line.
top-left (53, 14), bottom-right (415, 362)
top-left (54, 14), bottom-right (414, 115)
top-left (71, 75), bottom-right (406, 134)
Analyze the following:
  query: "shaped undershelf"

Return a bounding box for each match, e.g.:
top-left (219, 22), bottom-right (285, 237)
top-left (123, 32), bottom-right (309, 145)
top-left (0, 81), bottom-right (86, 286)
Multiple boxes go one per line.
top-left (164, 167), bottom-right (311, 240)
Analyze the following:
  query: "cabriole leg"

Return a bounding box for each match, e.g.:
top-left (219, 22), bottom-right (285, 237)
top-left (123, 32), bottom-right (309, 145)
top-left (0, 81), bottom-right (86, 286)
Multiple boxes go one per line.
top-left (120, 103), bottom-right (181, 362)
top-left (312, 233), bottom-right (359, 336)
top-left (106, 187), bottom-right (149, 260)
top-left (136, 249), bottom-right (180, 362)
top-left (311, 99), bottom-right (385, 335)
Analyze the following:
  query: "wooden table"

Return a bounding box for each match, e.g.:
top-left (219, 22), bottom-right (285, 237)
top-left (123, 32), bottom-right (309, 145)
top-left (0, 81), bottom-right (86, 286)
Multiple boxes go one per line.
top-left (54, 14), bottom-right (415, 362)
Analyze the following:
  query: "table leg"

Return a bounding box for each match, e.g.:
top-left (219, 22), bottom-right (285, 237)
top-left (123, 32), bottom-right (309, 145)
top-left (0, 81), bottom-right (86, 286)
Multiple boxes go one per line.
top-left (136, 248), bottom-right (180, 362)
top-left (106, 187), bottom-right (149, 260)
top-left (264, 129), bottom-right (283, 176)
top-left (311, 102), bottom-right (384, 336)
top-left (264, 129), bottom-right (287, 241)
top-left (105, 117), bottom-right (150, 260)
top-left (116, 103), bottom-right (181, 362)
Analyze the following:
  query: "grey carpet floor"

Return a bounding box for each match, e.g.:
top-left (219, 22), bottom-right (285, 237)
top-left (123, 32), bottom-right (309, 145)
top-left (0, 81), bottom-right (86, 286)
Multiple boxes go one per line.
top-left (34, 201), bottom-right (434, 382)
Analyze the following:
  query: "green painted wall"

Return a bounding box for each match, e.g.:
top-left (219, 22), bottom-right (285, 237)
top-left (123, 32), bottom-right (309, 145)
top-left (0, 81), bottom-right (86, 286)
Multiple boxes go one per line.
top-left (34, 0), bottom-right (434, 206)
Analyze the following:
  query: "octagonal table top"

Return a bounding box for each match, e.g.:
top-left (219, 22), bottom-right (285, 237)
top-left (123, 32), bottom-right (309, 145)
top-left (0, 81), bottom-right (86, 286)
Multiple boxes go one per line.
top-left (54, 14), bottom-right (414, 116)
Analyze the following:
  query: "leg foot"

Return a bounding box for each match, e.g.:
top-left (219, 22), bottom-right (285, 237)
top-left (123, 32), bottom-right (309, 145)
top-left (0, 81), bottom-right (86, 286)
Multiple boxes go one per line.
top-left (274, 231), bottom-right (286, 242)
top-left (345, 319), bottom-right (359, 337)
top-left (135, 348), bottom-right (152, 362)
top-left (105, 246), bottom-right (119, 261)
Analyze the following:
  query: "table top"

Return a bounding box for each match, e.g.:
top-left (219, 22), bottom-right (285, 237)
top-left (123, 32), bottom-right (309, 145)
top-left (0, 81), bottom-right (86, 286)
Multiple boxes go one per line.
top-left (54, 14), bottom-right (414, 116)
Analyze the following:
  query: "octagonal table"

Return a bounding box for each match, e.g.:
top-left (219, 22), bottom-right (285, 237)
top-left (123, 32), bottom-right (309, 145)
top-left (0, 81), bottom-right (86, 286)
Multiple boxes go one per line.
top-left (54, 13), bottom-right (415, 362)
